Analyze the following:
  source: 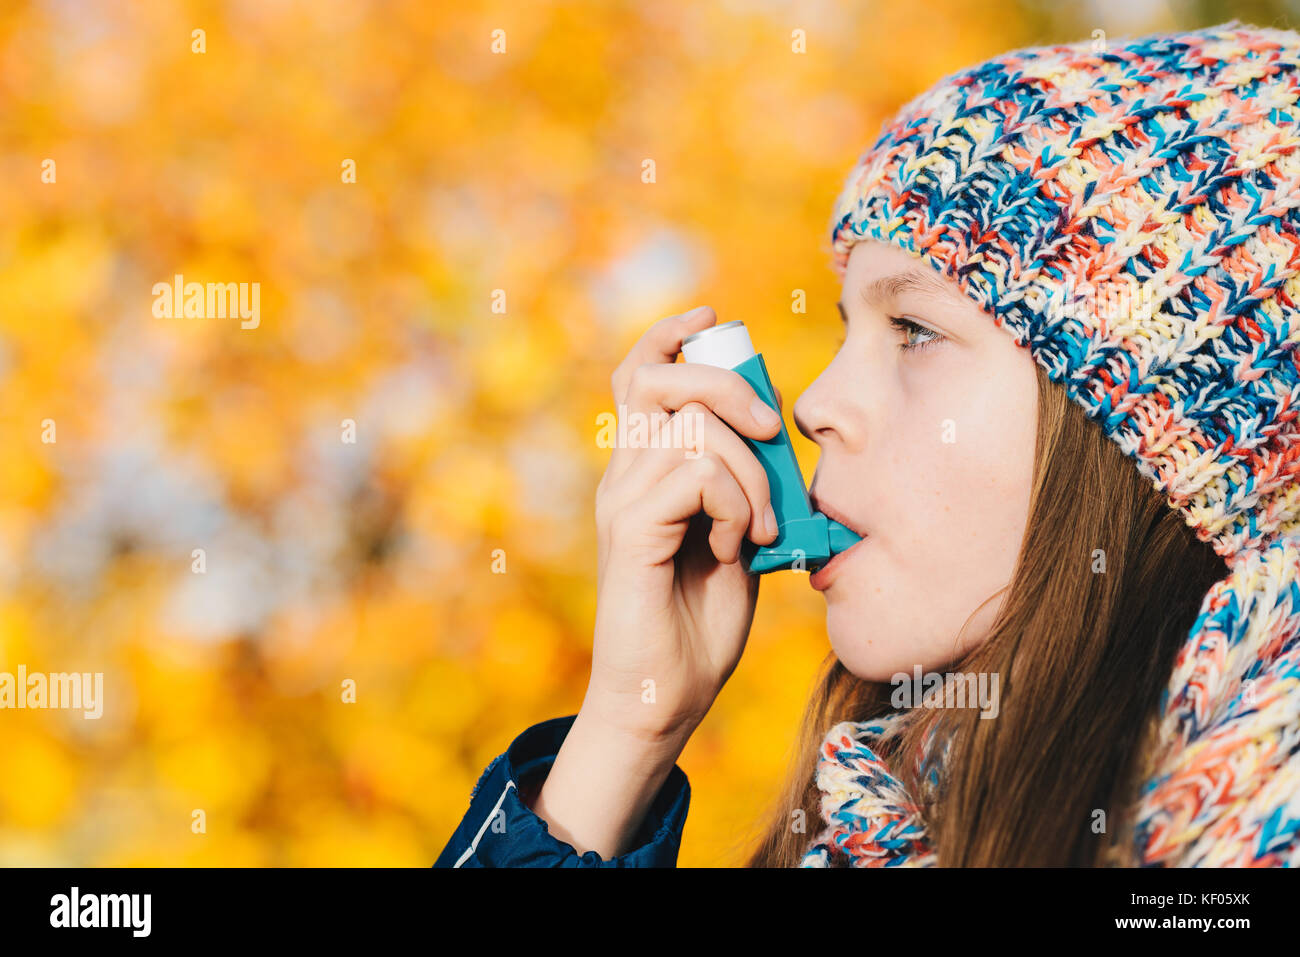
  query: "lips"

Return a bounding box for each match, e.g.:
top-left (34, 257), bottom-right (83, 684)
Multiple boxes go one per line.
top-left (807, 488), bottom-right (869, 591)
top-left (809, 490), bottom-right (868, 539)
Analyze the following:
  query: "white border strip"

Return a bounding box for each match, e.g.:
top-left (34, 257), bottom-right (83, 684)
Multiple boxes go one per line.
top-left (453, 780), bottom-right (516, 867)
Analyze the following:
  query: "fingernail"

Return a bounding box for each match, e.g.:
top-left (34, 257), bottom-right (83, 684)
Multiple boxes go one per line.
top-left (678, 306), bottom-right (706, 322)
top-left (751, 397), bottom-right (780, 428)
top-left (764, 503), bottom-right (778, 539)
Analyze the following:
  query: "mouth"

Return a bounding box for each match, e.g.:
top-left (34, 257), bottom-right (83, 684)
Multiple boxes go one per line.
top-left (807, 488), bottom-right (869, 591)
top-left (809, 490), bottom-right (868, 539)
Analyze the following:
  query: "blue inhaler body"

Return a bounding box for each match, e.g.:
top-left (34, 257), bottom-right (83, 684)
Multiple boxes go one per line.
top-left (680, 320), bottom-right (862, 574)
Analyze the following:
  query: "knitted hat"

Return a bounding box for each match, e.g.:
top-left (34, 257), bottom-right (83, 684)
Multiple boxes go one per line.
top-left (802, 20), bottom-right (1300, 867)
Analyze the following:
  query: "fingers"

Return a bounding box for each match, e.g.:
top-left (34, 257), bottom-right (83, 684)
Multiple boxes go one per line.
top-left (608, 361), bottom-right (782, 479)
top-left (621, 402), bottom-right (776, 546)
top-left (621, 452), bottom-right (753, 565)
top-left (629, 364), bottom-right (782, 441)
top-left (610, 306), bottom-right (717, 407)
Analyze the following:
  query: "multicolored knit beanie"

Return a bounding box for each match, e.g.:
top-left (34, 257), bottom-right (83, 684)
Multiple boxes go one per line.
top-left (801, 20), bottom-right (1300, 868)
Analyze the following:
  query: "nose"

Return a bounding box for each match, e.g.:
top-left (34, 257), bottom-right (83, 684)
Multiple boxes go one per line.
top-left (793, 355), bottom-right (862, 452)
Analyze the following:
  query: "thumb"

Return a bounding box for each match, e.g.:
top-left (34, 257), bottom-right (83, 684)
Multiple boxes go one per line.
top-left (773, 385), bottom-right (783, 411)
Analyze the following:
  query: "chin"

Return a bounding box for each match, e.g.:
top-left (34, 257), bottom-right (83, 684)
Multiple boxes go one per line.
top-left (840, 658), bottom-right (912, 685)
top-left (826, 611), bottom-right (909, 684)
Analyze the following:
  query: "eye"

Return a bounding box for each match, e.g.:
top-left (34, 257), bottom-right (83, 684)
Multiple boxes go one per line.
top-left (889, 316), bottom-right (943, 352)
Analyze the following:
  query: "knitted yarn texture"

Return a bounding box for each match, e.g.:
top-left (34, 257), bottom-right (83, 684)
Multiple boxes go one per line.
top-left (802, 20), bottom-right (1300, 867)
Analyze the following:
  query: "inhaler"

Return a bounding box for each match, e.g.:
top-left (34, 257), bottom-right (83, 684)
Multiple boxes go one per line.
top-left (680, 320), bottom-right (861, 574)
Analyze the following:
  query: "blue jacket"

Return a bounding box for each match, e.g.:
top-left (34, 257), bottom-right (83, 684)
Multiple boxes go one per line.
top-left (433, 714), bottom-right (691, 867)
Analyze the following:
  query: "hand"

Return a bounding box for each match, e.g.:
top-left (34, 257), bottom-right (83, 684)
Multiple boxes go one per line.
top-left (586, 306), bottom-right (783, 745)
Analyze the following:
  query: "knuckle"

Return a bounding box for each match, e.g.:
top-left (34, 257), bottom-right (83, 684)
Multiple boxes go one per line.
top-left (692, 451), bottom-right (721, 480)
top-left (626, 362), bottom-right (651, 397)
top-left (729, 368), bottom-right (756, 397)
top-left (732, 494), bottom-right (752, 523)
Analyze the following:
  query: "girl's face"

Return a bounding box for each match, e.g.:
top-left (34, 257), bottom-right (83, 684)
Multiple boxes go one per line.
top-left (793, 239), bottom-right (1039, 683)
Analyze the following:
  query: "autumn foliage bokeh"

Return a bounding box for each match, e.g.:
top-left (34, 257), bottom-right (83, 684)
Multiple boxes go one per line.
top-left (0, 0), bottom-right (1266, 865)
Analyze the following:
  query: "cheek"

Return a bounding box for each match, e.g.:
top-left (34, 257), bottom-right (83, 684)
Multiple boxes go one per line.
top-left (892, 362), bottom-right (1035, 574)
top-left (825, 346), bottom-right (1037, 678)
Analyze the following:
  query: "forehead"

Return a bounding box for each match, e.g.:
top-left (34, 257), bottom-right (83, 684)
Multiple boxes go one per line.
top-left (843, 240), bottom-right (971, 311)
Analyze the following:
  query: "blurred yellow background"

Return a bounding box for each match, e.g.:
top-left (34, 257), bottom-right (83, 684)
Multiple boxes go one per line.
top-left (0, 0), bottom-right (1287, 865)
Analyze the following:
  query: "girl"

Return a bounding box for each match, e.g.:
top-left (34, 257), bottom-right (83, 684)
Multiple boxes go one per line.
top-left (436, 19), bottom-right (1300, 867)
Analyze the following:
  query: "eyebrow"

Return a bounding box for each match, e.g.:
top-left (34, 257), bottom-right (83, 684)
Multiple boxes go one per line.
top-left (836, 269), bottom-right (964, 323)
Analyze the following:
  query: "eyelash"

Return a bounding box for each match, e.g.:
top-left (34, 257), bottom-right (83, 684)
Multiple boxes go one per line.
top-left (834, 316), bottom-right (944, 353)
top-left (890, 316), bottom-right (943, 352)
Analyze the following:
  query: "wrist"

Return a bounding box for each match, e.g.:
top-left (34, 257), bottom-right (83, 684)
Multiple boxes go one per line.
top-left (534, 706), bottom-right (688, 858)
top-left (577, 690), bottom-right (701, 756)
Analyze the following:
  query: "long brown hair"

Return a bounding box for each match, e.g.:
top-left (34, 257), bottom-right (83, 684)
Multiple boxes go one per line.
top-left (739, 363), bottom-right (1228, 866)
